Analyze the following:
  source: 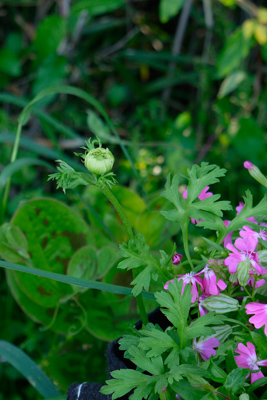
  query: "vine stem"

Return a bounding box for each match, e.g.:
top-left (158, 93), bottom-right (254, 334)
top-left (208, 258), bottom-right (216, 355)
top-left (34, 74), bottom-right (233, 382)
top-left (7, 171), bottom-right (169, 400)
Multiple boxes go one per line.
top-left (1, 122), bottom-right (22, 223)
top-left (99, 184), bottom-right (148, 325)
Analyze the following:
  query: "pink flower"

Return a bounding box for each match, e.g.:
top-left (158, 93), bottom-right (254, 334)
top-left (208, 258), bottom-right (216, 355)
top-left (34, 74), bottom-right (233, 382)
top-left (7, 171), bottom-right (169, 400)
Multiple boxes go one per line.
top-left (172, 253), bottom-right (183, 265)
top-left (164, 272), bottom-right (203, 303)
top-left (199, 294), bottom-right (209, 316)
top-left (246, 302), bottom-right (267, 335)
top-left (193, 337), bottom-right (220, 361)
top-left (224, 237), bottom-right (263, 276)
top-left (240, 226), bottom-right (267, 249)
top-left (201, 265), bottom-right (227, 296)
top-left (183, 186), bottom-right (213, 224)
top-left (247, 277), bottom-right (265, 289)
top-left (235, 342), bottom-right (267, 384)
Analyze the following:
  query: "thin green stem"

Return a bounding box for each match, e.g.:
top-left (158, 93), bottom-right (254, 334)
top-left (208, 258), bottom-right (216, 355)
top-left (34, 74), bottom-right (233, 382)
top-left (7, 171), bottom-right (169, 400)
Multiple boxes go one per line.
top-left (1, 123), bottom-right (22, 223)
top-left (243, 286), bottom-right (253, 300)
top-left (181, 222), bottom-right (194, 270)
top-left (100, 185), bottom-right (133, 240)
top-left (99, 184), bottom-right (148, 325)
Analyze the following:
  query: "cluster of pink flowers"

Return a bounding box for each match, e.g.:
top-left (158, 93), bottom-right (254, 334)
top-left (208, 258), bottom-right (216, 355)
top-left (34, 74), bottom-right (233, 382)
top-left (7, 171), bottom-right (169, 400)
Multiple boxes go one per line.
top-left (164, 262), bottom-right (227, 308)
top-left (166, 171), bottom-right (267, 381)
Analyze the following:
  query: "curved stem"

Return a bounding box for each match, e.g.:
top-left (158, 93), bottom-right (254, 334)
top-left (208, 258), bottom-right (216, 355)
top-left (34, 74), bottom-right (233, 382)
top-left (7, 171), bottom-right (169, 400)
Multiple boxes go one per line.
top-left (99, 185), bottom-right (148, 325)
top-left (181, 222), bottom-right (194, 270)
top-left (1, 123), bottom-right (22, 223)
top-left (100, 185), bottom-right (133, 240)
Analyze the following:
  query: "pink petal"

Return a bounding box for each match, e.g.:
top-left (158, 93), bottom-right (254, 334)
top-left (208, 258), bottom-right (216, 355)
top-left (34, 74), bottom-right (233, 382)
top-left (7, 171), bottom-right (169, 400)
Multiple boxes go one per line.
top-left (217, 279), bottom-right (227, 291)
top-left (203, 337), bottom-right (220, 348)
top-left (236, 343), bottom-right (252, 357)
top-left (257, 359), bottom-right (267, 367)
top-left (235, 355), bottom-right (249, 369)
top-left (251, 371), bottom-right (264, 384)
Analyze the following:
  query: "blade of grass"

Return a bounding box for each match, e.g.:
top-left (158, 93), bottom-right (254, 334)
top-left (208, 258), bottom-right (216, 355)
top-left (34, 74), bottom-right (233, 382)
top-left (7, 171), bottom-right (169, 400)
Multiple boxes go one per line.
top-left (0, 260), bottom-right (155, 299)
top-left (0, 340), bottom-right (60, 398)
top-left (0, 132), bottom-right (86, 171)
top-left (0, 93), bottom-right (80, 139)
top-left (0, 158), bottom-right (55, 188)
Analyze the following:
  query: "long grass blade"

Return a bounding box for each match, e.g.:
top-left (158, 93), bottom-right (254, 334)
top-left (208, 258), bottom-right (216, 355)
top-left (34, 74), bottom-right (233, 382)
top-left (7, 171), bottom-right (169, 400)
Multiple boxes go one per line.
top-left (0, 260), bottom-right (155, 299)
top-left (0, 133), bottom-right (86, 172)
top-left (0, 93), bottom-right (80, 139)
top-left (0, 340), bottom-right (60, 398)
top-left (0, 158), bottom-right (54, 187)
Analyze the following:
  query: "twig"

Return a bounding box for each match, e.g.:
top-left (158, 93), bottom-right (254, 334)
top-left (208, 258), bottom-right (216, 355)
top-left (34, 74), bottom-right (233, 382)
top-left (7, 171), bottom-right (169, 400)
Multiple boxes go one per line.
top-left (162, 0), bottom-right (194, 103)
top-left (57, 138), bottom-right (181, 150)
top-left (236, 0), bottom-right (258, 17)
top-left (58, 0), bottom-right (70, 18)
top-left (97, 26), bottom-right (140, 58)
top-left (35, 0), bottom-right (54, 25)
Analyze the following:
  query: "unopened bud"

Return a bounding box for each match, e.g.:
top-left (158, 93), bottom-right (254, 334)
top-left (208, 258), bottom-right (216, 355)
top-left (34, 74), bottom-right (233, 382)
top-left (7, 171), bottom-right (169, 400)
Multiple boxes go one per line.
top-left (244, 161), bottom-right (267, 189)
top-left (237, 259), bottom-right (250, 287)
top-left (85, 147), bottom-right (114, 175)
top-left (203, 294), bottom-right (240, 313)
top-left (239, 394), bottom-right (249, 400)
top-left (172, 253), bottom-right (183, 265)
top-left (160, 387), bottom-right (171, 400)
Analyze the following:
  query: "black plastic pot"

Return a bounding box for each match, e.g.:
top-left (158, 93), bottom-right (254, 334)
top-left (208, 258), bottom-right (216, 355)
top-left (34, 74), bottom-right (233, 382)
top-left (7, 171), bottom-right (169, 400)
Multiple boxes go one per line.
top-left (67, 308), bottom-right (170, 400)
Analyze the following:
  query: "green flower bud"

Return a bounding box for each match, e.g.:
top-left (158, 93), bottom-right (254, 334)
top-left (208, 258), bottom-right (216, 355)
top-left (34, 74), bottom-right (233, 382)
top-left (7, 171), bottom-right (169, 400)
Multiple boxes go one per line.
top-left (244, 161), bottom-right (267, 189)
top-left (229, 272), bottom-right (238, 283)
top-left (203, 294), bottom-right (240, 313)
top-left (84, 147), bottom-right (114, 175)
top-left (212, 324), bottom-right (232, 342)
top-left (258, 250), bottom-right (267, 267)
top-left (237, 259), bottom-right (250, 287)
top-left (239, 394), bottom-right (249, 400)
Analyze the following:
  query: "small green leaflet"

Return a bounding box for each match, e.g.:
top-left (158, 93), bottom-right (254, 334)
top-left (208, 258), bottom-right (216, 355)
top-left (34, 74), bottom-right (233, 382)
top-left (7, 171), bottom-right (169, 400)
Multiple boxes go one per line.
top-left (222, 190), bottom-right (267, 238)
top-left (118, 232), bottom-right (160, 296)
top-left (155, 279), bottom-right (191, 347)
top-left (48, 160), bottom-right (96, 193)
top-left (100, 369), bottom-right (151, 399)
top-left (160, 163), bottom-right (232, 233)
top-left (185, 312), bottom-right (223, 341)
top-left (224, 368), bottom-right (249, 394)
top-left (138, 324), bottom-right (177, 357)
top-left (186, 163), bottom-right (227, 202)
top-left (127, 346), bottom-right (164, 375)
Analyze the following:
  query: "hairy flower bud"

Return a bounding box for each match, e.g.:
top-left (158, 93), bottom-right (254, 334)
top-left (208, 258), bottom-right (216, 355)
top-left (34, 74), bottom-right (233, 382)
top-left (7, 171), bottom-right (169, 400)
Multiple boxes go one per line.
top-left (203, 294), bottom-right (240, 313)
top-left (84, 147), bottom-right (114, 175)
top-left (237, 259), bottom-right (250, 287)
top-left (244, 161), bottom-right (267, 189)
top-left (239, 394), bottom-right (249, 400)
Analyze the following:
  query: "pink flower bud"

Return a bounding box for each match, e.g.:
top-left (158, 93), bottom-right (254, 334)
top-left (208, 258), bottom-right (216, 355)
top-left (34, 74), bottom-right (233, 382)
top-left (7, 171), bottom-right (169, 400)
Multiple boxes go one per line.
top-left (172, 253), bottom-right (183, 265)
top-left (244, 161), bottom-right (253, 170)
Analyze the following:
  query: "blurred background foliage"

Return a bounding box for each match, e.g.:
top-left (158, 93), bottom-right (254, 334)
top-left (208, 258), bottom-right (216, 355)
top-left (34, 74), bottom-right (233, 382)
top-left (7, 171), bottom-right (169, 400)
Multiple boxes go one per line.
top-left (1, 0), bottom-right (267, 399)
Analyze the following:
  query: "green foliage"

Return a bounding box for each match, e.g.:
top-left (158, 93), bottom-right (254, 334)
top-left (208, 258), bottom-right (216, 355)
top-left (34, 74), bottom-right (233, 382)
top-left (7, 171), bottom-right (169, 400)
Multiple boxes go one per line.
top-left (0, 340), bottom-right (60, 398)
top-left (159, 0), bottom-right (185, 23)
top-left (118, 232), bottom-right (170, 296)
top-left (48, 160), bottom-right (96, 193)
top-left (2, 1), bottom-right (267, 398)
top-left (216, 28), bottom-right (253, 78)
top-left (160, 163), bottom-right (231, 233)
